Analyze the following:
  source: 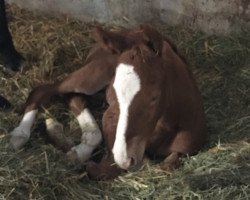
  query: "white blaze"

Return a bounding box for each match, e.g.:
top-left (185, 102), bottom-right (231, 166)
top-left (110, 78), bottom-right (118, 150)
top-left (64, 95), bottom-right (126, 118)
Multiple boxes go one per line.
top-left (112, 63), bottom-right (141, 169)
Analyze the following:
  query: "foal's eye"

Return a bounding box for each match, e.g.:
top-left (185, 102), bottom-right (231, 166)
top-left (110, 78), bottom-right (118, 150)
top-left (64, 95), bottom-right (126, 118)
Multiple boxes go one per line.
top-left (151, 96), bottom-right (157, 101)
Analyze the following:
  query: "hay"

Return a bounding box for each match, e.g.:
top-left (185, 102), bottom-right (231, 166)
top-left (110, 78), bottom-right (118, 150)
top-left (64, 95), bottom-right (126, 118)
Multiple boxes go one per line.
top-left (0, 5), bottom-right (249, 200)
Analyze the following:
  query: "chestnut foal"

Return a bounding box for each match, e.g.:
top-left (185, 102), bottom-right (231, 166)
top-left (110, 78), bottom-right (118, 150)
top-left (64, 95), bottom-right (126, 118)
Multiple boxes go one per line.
top-left (10, 25), bottom-right (206, 179)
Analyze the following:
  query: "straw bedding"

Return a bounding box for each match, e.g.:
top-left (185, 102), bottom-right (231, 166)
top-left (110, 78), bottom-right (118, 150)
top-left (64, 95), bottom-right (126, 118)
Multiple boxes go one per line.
top-left (0, 5), bottom-right (249, 200)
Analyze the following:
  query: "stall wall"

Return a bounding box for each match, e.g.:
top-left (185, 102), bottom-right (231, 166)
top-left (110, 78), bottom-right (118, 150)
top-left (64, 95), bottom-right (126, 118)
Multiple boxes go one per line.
top-left (7, 0), bottom-right (250, 34)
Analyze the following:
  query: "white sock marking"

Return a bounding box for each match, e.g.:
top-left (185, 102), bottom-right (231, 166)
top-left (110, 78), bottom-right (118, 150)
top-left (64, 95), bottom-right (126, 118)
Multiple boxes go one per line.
top-left (71, 108), bottom-right (102, 162)
top-left (10, 110), bottom-right (38, 149)
top-left (112, 63), bottom-right (141, 169)
top-left (11, 110), bottom-right (38, 138)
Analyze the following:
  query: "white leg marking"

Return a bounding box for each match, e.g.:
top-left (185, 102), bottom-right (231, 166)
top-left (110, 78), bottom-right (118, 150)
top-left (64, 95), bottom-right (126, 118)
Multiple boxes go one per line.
top-left (45, 118), bottom-right (63, 134)
top-left (112, 63), bottom-right (141, 169)
top-left (45, 118), bottom-right (74, 151)
top-left (68, 108), bottom-right (102, 163)
top-left (10, 110), bottom-right (38, 150)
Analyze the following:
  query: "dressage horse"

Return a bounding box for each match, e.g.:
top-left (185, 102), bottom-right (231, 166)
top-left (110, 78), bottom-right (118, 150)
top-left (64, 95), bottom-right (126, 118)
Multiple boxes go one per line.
top-left (10, 25), bottom-right (206, 179)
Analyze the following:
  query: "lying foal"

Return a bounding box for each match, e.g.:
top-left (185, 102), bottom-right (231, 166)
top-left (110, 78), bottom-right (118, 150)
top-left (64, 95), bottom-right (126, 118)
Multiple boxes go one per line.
top-left (10, 25), bottom-right (206, 179)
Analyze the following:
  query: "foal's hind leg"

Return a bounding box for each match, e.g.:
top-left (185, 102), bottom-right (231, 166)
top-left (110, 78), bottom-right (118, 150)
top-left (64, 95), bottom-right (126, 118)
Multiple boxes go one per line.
top-left (10, 60), bottom-right (115, 150)
top-left (10, 84), bottom-right (54, 150)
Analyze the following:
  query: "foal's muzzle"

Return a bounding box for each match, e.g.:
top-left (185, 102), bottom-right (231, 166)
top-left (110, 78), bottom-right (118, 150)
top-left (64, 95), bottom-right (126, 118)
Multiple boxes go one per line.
top-left (115, 156), bottom-right (138, 170)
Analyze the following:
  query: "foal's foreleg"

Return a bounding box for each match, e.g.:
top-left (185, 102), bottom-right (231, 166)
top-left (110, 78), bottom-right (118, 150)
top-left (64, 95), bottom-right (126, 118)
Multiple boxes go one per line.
top-left (44, 94), bottom-right (102, 163)
top-left (159, 152), bottom-right (181, 171)
top-left (66, 94), bottom-right (102, 163)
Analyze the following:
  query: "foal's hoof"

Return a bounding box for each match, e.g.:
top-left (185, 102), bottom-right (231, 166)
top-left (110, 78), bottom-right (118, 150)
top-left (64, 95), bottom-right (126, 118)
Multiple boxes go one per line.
top-left (10, 127), bottom-right (30, 150)
top-left (10, 134), bottom-right (29, 150)
top-left (45, 118), bottom-right (74, 152)
top-left (86, 160), bottom-right (122, 180)
top-left (46, 118), bottom-right (63, 134)
top-left (160, 154), bottom-right (181, 171)
top-left (66, 149), bottom-right (79, 165)
top-left (160, 160), bottom-right (181, 171)
top-left (66, 144), bottom-right (92, 165)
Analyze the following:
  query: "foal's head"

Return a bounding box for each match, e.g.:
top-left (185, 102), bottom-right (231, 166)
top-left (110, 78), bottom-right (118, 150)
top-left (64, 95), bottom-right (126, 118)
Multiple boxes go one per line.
top-left (95, 25), bottom-right (166, 169)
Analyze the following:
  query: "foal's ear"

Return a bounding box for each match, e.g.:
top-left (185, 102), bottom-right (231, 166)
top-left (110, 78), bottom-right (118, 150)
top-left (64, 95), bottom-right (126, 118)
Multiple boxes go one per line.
top-left (92, 26), bottom-right (126, 54)
top-left (140, 24), bottom-right (163, 55)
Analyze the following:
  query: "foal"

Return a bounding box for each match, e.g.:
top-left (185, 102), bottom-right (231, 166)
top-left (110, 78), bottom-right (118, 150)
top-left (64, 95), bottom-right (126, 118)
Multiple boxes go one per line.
top-left (10, 25), bottom-right (206, 179)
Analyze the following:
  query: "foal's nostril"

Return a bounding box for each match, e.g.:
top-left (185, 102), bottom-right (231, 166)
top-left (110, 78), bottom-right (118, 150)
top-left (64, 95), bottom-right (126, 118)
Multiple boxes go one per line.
top-left (130, 157), bottom-right (137, 167)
